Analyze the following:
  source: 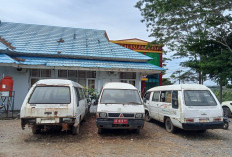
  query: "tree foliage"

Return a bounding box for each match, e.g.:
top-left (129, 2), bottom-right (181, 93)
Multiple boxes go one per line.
top-left (170, 70), bottom-right (198, 84)
top-left (135, 0), bottom-right (232, 51)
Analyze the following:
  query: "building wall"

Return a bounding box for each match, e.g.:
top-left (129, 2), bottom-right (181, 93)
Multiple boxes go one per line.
top-left (0, 66), bottom-right (142, 110)
top-left (0, 66), bottom-right (30, 110)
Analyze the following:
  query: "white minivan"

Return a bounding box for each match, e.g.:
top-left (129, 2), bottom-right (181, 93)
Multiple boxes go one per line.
top-left (143, 84), bottom-right (223, 133)
top-left (96, 82), bottom-right (145, 134)
top-left (20, 79), bottom-right (88, 134)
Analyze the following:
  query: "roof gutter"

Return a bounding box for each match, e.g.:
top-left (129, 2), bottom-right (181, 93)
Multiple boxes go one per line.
top-left (15, 64), bottom-right (162, 75)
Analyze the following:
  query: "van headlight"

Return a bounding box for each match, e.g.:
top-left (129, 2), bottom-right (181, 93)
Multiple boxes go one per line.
top-left (99, 112), bottom-right (107, 118)
top-left (135, 113), bottom-right (143, 118)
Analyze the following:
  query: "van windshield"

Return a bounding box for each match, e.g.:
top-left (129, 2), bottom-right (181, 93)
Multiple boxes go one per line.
top-left (100, 89), bottom-right (142, 104)
top-left (29, 86), bottom-right (71, 104)
top-left (184, 90), bottom-right (217, 106)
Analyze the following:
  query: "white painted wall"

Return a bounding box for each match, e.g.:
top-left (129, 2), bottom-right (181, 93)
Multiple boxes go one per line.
top-left (0, 66), bottom-right (30, 110)
top-left (96, 71), bottom-right (141, 93)
top-left (0, 66), bottom-right (142, 110)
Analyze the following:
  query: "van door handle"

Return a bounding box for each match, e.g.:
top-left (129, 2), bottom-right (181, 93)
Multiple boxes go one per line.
top-left (44, 112), bottom-right (52, 115)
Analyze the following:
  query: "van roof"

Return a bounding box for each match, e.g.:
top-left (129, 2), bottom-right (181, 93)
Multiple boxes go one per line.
top-left (148, 84), bottom-right (210, 92)
top-left (103, 82), bottom-right (138, 90)
top-left (35, 79), bottom-right (82, 88)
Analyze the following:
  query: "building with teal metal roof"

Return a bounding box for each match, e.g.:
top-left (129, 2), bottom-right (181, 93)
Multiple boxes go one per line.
top-left (0, 21), bottom-right (163, 110)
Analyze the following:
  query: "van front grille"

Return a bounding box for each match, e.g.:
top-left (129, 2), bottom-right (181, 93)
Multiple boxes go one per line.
top-left (123, 113), bottom-right (134, 117)
top-left (108, 113), bottom-right (120, 117)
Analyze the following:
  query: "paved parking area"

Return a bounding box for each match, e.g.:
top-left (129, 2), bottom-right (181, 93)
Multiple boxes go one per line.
top-left (0, 115), bottom-right (231, 157)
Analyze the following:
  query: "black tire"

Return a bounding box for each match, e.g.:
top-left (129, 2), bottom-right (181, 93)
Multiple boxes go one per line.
top-left (72, 124), bottom-right (80, 135)
top-left (145, 111), bottom-right (151, 122)
top-left (223, 121), bottom-right (229, 130)
top-left (98, 128), bottom-right (103, 134)
top-left (198, 130), bottom-right (206, 133)
top-left (165, 118), bottom-right (176, 133)
top-left (223, 107), bottom-right (231, 117)
top-left (32, 125), bottom-right (40, 134)
top-left (135, 129), bottom-right (140, 134)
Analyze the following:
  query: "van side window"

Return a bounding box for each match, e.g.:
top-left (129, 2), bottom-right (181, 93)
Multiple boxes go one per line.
top-left (143, 92), bottom-right (151, 102)
top-left (160, 91), bottom-right (172, 103)
top-left (152, 92), bottom-right (160, 102)
top-left (74, 87), bottom-right (80, 106)
top-left (78, 88), bottom-right (85, 100)
top-left (172, 91), bottom-right (178, 109)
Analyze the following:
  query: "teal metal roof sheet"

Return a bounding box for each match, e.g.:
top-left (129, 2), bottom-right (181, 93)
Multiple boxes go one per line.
top-left (0, 53), bottom-right (17, 64)
top-left (0, 22), bottom-right (151, 62)
top-left (15, 56), bottom-right (164, 72)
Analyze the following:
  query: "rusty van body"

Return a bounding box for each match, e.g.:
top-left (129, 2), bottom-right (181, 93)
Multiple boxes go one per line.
top-left (20, 79), bottom-right (88, 134)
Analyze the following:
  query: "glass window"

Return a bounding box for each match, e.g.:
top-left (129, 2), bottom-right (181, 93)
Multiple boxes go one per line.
top-left (78, 71), bottom-right (86, 78)
top-left (31, 78), bottom-right (39, 86)
top-left (29, 86), bottom-right (71, 104)
top-left (74, 87), bottom-right (80, 102)
top-left (87, 71), bottom-right (96, 78)
top-left (129, 80), bottom-right (135, 86)
top-left (30, 69), bottom-right (40, 77)
top-left (172, 91), bottom-right (178, 109)
top-left (58, 70), bottom-right (68, 78)
top-left (78, 88), bottom-right (84, 100)
top-left (78, 79), bottom-right (86, 87)
top-left (120, 72), bottom-right (136, 79)
top-left (144, 92), bottom-right (151, 102)
top-left (41, 69), bottom-right (51, 77)
top-left (184, 90), bottom-right (217, 106)
top-left (88, 79), bottom-right (95, 89)
top-left (160, 91), bottom-right (172, 103)
top-left (68, 70), bottom-right (77, 78)
top-left (120, 80), bottom-right (127, 83)
top-left (101, 89), bottom-right (141, 104)
top-left (152, 92), bottom-right (160, 102)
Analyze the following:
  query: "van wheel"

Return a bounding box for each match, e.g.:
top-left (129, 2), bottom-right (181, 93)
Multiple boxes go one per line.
top-left (165, 118), bottom-right (176, 133)
top-left (32, 125), bottom-right (40, 134)
top-left (98, 128), bottom-right (103, 134)
top-left (145, 111), bottom-right (151, 122)
top-left (72, 125), bottom-right (80, 135)
top-left (223, 121), bottom-right (229, 130)
top-left (134, 129), bottom-right (140, 134)
top-left (198, 130), bottom-right (206, 133)
top-left (223, 107), bottom-right (231, 117)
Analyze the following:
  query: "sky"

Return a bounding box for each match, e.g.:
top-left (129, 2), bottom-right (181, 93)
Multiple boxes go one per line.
top-left (0, 0), bottom-right (216, 85)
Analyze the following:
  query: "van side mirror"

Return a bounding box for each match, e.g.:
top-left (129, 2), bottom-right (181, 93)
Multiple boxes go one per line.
top-left (143, 98), bottom-right (146, 103)
top-left (93, 98), bottom-right (99, 105)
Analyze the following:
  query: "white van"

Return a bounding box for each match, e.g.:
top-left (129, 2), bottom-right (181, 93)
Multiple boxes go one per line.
top-left (96, 82), bottom-right (145, 134)
top-left (20, 79), bottom-right (88, 134)
top-left (221, 101), bottom-right (232, 117)
top-left (143, 84), bottom-right (223, 133)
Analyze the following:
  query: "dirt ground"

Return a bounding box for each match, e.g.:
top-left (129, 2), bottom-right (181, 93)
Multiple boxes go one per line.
top-left (0, 115), bottom-right (232, 157)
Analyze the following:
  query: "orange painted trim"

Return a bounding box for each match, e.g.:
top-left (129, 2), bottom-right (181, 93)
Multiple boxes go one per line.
top-left (111, 40), bottom-right (163, 46)
top-left (134, 50), bottom-right (162, 53)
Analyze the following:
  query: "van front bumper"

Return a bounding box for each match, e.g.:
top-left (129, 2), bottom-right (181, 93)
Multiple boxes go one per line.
top-left (96, 118), bottom-right (144, 129)
top-left (182, 121), bottom-right (224, 130)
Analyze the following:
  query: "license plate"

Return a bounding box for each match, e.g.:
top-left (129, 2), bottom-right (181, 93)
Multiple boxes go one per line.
top-left (199, 118), bottom-right (209, 123)
top-left (113, 119), bottom-right (128, 124)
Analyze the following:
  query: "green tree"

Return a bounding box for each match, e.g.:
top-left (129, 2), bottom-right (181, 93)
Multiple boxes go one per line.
top-left (170, 70), bottom-right (198, 84)
top-left (197, 38), bottom-right (232, 103)
top-left (136, 0), bottom-right (232, 101)
top-left (162, 78), bottom-right (173, 85)
top-left (135, 0), bottom-right (232, 52)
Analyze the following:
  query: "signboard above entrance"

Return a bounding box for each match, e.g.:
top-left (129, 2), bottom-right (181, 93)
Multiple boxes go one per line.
top-left (110, 38), bottom-right (163, 53)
